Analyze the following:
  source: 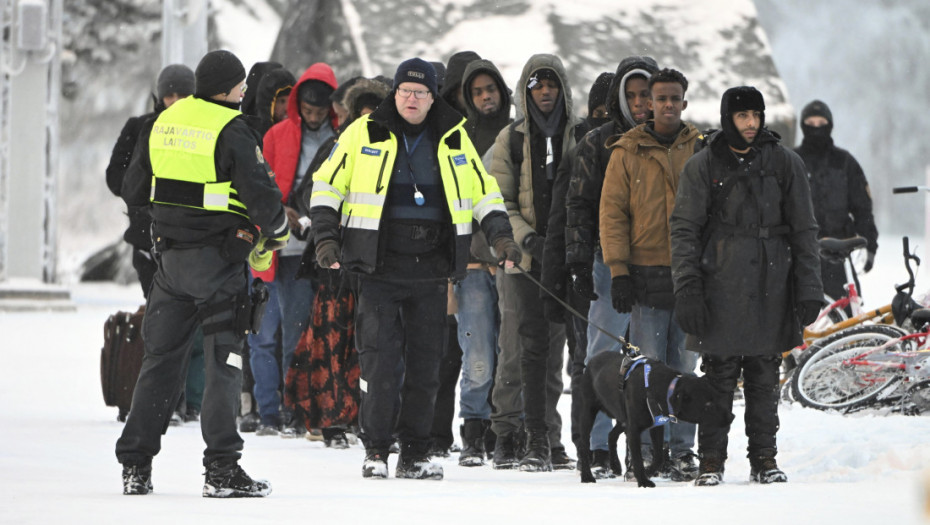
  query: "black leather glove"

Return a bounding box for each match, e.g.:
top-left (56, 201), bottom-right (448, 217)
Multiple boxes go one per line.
top-left (797, 300), bottom-right (823, 326)
top-left (522, 233), bottom-right (546, 260)
top-left (675, 287), bottom-right (709, 336)
top-left (315, 239), bottom-right (340, 269)
top-left (610, 276), bottom-right (633, 314)
top-left (569, 263), bottom-right (598, 301)
top-left (493, 237), bottom-right (522, 267)
top-left (542, 296), bottom-right (565, 324)
top-left (863, 250), bottom-right (876, 273)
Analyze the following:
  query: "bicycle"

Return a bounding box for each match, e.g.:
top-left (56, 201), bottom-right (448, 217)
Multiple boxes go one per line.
top-left (791, 237), bottom-right (929, 412)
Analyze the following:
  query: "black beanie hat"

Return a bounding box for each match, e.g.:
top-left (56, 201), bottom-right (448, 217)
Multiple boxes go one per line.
top-left (394, 58), bottom-right (439, 96)
top-left (587, 72), bottom-right (614, 115)
top-left (157, 64), bottom-right (195, 99)
top-left (801, 99), bottom-right (833, 126)
top-left (298, 80), bottom-right (335, 107)
top-left (720, 86), bottom-right (765, 150)
top-left (194, 50), bottom-right (246, 98)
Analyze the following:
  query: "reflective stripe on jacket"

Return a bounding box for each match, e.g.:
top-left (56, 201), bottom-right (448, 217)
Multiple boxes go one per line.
top-left (309, 114), bottom-right (506, 275)
top-left (149, 96), bottom-right (247, 218)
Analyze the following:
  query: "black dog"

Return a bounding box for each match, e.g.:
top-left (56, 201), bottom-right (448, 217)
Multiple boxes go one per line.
top-left (575, 351), bottom-right (734, 487)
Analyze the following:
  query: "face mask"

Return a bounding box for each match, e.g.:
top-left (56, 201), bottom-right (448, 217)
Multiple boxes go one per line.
top-left (801, 123), bottom-right (833, 149)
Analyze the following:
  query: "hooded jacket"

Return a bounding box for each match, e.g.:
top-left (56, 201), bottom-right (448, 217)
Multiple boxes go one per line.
top-left (241, 61), bottom-right (283, 118)
top-left (565, 56), bottom-right (660, 267)
top-left (670, 129), bottom-right (823, 355)
top-left (441, 51), bottom-right (481, 113)
top-left (488, 54), bottom-right (579, 271)
top-left (599, 122), bottom-right (702, 308)
top-left (461, 59), bottom-right (513, 157)
top-left (253, 68), bottom-right (297, 137)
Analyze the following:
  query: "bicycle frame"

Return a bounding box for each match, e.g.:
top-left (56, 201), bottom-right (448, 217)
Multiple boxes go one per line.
top-left (803, 304), bottom-right (895, 342)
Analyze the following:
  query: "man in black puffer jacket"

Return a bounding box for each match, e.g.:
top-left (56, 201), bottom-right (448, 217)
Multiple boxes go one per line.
top-left (794, 99), bottom-right (878, 301)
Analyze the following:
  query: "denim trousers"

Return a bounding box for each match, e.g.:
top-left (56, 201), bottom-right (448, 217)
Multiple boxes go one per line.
top-left (248, 255), bottom-right (313, 422)
top-left (585, 251), bottom-right (631, 450)
top-left (454, 269), bottom-right (500, 420)
top-left (629, 304), bottom-right (698, 459)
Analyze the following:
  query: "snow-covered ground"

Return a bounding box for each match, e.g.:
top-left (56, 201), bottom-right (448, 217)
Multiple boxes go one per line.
top-left (2, 238), bottom-right (930, 524)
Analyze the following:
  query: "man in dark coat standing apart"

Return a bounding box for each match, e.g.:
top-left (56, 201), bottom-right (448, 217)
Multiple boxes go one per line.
top-left (670, 86), bottom-right (823, 487)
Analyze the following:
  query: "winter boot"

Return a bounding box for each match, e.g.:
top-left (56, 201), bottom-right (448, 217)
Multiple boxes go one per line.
top-left (323, 428), bottom-right (350, 449)
top-left (518, 431), bottom-right (552, 472)
top-left (202, 460), bottom-right (271, 498)
top-left (122, 463), bottom-right (152, 495)
top-left (750, 456), bottom-right (788, 484)
top-left (550, 446), bottom-right (576, 471)
top-left (362, 449), bottom-right (390, 479)
top-left (238, 411), bottom-right (260, 433)
top-left (693, 452), bottom-right (726, 487)
top-left (668, 451), bottom-right (700, 482)
top-left (492, 431), bottom-right (519, 470)
top-left (590, 449), bottom-right (617, 480)
top-left (458, 419), bottom-right (487, 467)
top-left (396, 443), bottom-right (444, 480)
top-left (255, 414), bottom-right (280, 437)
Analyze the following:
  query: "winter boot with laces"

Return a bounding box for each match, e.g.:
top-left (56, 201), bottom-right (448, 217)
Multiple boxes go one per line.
top-left (693, 452), bottom-right (726, 486)
top-left (362, 449), bottom-right (390, 479)
top-left (492, 431), bottom-right (519, 470)
top-left (202, 460), bottom-right (271, 498)
top-left (750, 456), bottom-right (787, 484)
top-left (668, 451), bottom-right (700, 482)
top-left (590, 449), bottom-right (617, 479)
top-left (122, 463), bottom-right (153, 495)
top-left (396, 443), bottom-right (443, 480)
top-left (458, 419), bottom-right (488, 467)
top-left (518, 431), bottom-right (552, 472)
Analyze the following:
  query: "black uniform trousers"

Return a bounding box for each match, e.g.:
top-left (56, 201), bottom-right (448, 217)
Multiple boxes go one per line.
top-left (697, 354), bottom-right (781, 460)
top-left (116, 245), bottom-right (246, 467)
top-left (355, 275), bottom-right (448, 453)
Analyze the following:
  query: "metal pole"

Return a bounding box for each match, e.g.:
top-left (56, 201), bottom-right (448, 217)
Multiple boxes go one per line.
top-left (162, 0), bottom-right (208, 70)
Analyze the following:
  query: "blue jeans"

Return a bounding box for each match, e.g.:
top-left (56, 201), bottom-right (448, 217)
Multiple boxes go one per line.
top-left (454, 269), bottom-right (499, 420)
top-left (585, 251), bottom-right (631, 450)
top-left (248, 255), bottom-right (313, 422)
top-left (630, 304), bottom-right (698, 459)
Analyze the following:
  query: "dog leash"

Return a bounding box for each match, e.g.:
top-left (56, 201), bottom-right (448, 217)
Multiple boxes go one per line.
top-left (513, 262), bottom-right (639, 357)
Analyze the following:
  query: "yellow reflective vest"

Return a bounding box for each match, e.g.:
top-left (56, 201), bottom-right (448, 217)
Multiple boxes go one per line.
top-left (309, 113), bottom-right (506, 275)
top-left (149, 96), bottom-right (249, 219)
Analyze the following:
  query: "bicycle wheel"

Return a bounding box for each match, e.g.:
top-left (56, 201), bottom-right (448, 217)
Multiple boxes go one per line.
top-left (792, 325), bottom-right (907, 411)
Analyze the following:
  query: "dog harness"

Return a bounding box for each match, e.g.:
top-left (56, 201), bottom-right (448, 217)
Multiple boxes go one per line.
top-left (621, 355), bottom-right (681, 427)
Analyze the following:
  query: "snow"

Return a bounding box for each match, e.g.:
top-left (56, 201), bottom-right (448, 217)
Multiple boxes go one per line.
top-left (3, 236), bottom-right (930, 524)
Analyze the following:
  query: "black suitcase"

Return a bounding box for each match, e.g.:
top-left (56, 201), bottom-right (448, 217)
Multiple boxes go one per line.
top-left (100, 305), bottom-right (145, 421)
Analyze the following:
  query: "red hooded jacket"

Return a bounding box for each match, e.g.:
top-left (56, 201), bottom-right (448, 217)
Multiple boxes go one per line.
top-left (254, 62), bottom-right (338, 281)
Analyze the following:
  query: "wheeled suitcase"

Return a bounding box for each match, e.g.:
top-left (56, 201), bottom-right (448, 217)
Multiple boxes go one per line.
top-left (100, 305), bottom-right (146, 421)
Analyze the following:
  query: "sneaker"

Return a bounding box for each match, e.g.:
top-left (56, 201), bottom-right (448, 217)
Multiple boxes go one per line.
top-left (238, 412), bottom-right (260, 433)
top-left (202, 461), bottom-right (271, 498)
top-left (668, 451), bottom-right (699, 482)
top-left (122, 464), bottom-right (152, 495)
top-left (693, 453), bottom-right (725, 486)
top-left (255, 424), bottom-right (280, 437)
top-left (396, 448), bottom-right (444, 480)
top-left (749, 456), bottom-right (787, 484)
top-left (492, 431), bottom-right (519, 470)
top-left (550, 446), bottom-right (576, 471)
top-left (590, 450), bottom-right (617, 480)
top-left (518, 431), bottom-right (552, 472)
top-left (305, 428), bottom-right (324, 441)
top-left (169, 411), bottom-right (184, 427)
top-left (279, 420), bottom-right (306, 439)
top-left (362, 449), bottom-right (390, 479)
top-left (324, 430), bottom-right (350, 449)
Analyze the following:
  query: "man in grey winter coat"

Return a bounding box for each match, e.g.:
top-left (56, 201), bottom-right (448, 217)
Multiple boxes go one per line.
top-left (670, 86), bottom-right (823, 486)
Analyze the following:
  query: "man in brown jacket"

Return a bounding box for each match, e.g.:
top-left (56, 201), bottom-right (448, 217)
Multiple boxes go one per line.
top-left (599, 68), bottom-right (702, 481)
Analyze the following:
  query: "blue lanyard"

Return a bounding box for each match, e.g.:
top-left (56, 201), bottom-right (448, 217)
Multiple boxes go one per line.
top-left (402, 132), bottom-right (426, 206)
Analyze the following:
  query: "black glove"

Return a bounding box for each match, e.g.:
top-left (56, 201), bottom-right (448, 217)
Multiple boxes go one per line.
top-left (863, 250), bottom-right (875, 273)
top-left (315, 239), bottom-right (340, 269)
top-left (797, 300), bottom-right (823, 327)
top-left (569, 263), bottom-right (598, 301)
top-left (493, 237), bottom-right (522, 267)
top-left (542, 296), bottom-right (565, 324)
top-left (675, 288), bottom-right (709, 336)
top-left (522, 233), bottom-right (546, 260)
top-left (610, 276), bottom-right (633, 314)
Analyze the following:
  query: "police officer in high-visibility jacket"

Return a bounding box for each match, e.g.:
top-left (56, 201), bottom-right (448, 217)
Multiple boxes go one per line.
top-left (309, 58), bottom-right (521, 481)
top-left (116, 50), bottom-right (289, 498)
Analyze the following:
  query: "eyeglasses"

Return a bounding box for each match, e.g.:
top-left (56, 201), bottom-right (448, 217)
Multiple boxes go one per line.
top-left (397, 87), bottom-right (430, 100)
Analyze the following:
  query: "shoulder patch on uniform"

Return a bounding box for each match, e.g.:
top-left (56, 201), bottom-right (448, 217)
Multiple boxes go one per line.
top-left (255, 146), bottom-right (265, 164)
top-left (453, 154), bottom-right (467, 166)
top-left (361, 146), bottom-right (381, 156)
